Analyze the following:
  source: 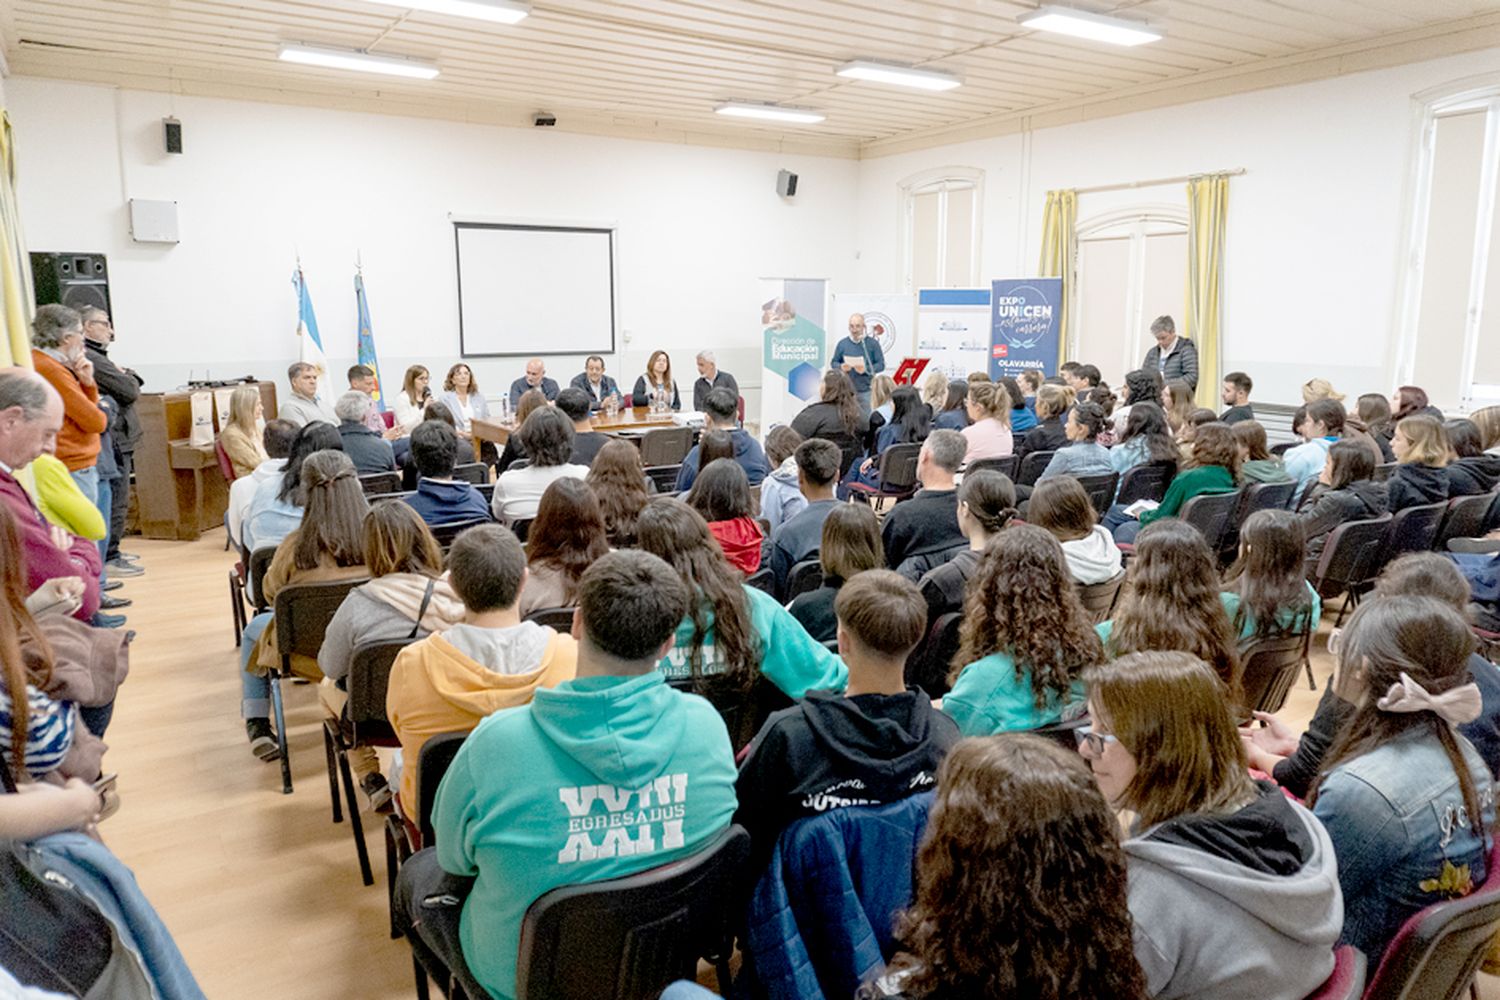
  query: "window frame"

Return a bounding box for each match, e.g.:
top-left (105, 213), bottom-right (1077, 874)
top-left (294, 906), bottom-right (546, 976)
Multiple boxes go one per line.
top-left (899, 166), bottom-right (984, 292)
top-left (1074, 205), bottom-right (1189, 379)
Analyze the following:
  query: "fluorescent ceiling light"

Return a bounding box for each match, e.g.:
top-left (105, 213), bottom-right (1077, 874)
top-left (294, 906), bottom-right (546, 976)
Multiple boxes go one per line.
top-left (835, 60), bottom-right (961, 92)
top-left (278, 43), bottom-right (440, 79)
top-left (1019, 5), bottom-right (1162, 46)
top-left (714, 102), bottom-right (825, 125)
top-left (364, 0), bottom-right (529, 24)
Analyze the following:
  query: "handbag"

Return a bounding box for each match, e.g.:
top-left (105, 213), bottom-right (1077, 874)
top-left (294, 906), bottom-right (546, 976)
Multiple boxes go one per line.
top-left (0, 824), bottom-right (113, 996)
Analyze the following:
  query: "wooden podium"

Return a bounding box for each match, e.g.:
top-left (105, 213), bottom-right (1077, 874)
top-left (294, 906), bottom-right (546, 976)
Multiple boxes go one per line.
top-left (134, 382), bottom-right (278, 540)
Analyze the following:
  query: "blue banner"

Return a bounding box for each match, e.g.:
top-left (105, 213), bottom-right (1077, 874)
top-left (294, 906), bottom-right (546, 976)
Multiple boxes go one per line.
top-left (354, 273), bottom-right (386, 411)
top-left (989, 278), bottom-right (1061, 380)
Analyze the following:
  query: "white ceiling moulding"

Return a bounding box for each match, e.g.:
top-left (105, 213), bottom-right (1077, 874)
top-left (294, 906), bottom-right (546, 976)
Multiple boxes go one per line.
top-left (277, 43), bottom-right (440, 80)
top-left (714, 101), bottom-right (826, 125)
top-left (1019, 5), bottom-right (1162, 47)
top-left (835, 60), bottom-right (962, 92)
top-left (363, 0), bottom-right (530, 25)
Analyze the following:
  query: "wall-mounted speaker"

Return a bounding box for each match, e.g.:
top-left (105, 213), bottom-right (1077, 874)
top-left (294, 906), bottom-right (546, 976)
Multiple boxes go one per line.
top-left (163, 117), bottom-right (183, 154)
top-left (777, 169), bottom-right (798, 198)
top-left (30, 253), bottom-right (111, 315)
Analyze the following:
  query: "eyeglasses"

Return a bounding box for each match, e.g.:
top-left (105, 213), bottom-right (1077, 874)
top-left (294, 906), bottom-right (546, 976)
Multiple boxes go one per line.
top-left (1075, 725), bottom-right (1118, 757)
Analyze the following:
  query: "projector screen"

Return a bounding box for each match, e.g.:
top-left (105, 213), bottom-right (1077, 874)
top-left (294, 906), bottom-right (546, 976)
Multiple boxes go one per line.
top-left (454, 222), bottom-right (616, 358)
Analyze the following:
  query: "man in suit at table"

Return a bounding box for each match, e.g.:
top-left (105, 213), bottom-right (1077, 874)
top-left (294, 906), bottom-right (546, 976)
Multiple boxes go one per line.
top-left (507, 358), bottom-right (559, 410)
top-left (568, 355), bottom-right (620, 410)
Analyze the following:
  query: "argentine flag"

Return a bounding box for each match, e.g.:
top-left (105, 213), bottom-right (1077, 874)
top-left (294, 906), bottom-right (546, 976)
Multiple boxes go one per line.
top-left (355, 273), bottom-right (386, 411)
top-left (293, 266), bottom-right (329, 397)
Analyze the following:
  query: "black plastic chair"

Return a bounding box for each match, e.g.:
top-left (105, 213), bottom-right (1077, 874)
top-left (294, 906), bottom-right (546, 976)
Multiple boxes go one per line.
top-left (1074, 472), bottom-right (1120, 518)
top-left (1373, 461), bottom-right (1398, 482)
top-left (1434, 493), bottom-right (1496, 551)
top-left (1239, 479), bottom-right (1297, 518)
top-left (640, 427), bottom-right (694, 467)
top-left (965, 455), bottom-right (1017, 479)
top-left (1032, 715), bottom-right (1090, 750)
top-left (848, 443), bottom-right (922, 507)
top-left (643, 464), bottom-right (682, 493)
top-left (451, 461), bottom-right (488, 485)
top-left (429, 518), bottom-right (490, 548)
top-left (524, 606), bottom-right (576, 631)
top-left (510, 518), bottom-right (533, 543)
top-left (511, 825), bottom-right (751, 1000)
top-left (744, 567), bottom-right (776, 595)
top-left (1384, 501), bottom-right (1448, 564)
top-left (1178, 490), bottom-right (1241, 553)
top-left (905, 612), bottom-right (961, 700)
top-left (1016, 450), bottom-right (1055, 487)
top-left (476, 482), bottom-right (496, 503)
top-left (1116, 460), bottom-right (1176, 506)
top-left (1269, 441), bottom-right (1295, 457)
top-left (359, 471), bottom-right (402, 495)
top-left (784, 559), bottom-right (824, 601)
top-left (1362, 843), bottom-right (1500, 1000)
top-left (323, 638), bottom-right (415, 885)
top-left (667, 674), bottom-right (790, 753)
top-left (271, 577), bottom-right (370, 794)
top-left (1238, 633), bottom-right (1311, 715)
top-left (1074, 570), bottom-right (1125, 624)
top-left (823, 432), bottom-right (862, 480)
top-left (385, 730), bottom-right (467, 939)
top-left (246, 545), bottom-right (277, 613)
top-left (1310, 514), bottom-right (1393, 625)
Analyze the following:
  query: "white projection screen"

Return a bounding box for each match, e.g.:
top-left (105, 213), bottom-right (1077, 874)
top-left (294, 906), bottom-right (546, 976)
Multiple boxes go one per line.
top-left (454, 222), bottom-right (616, 357)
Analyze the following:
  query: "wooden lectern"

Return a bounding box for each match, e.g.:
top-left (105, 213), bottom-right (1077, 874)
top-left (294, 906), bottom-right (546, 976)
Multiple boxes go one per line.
top-left (134, 382), bottom-right (278, 540)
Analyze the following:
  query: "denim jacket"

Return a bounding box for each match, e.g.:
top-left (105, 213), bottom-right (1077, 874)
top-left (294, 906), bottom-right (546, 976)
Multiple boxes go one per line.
top-left (1312, 728), bottom-right (1495, 958)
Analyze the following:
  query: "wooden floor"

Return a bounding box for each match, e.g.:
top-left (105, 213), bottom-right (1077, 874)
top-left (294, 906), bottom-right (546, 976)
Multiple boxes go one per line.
top-left (102, 529), bottom-right (1500, 998)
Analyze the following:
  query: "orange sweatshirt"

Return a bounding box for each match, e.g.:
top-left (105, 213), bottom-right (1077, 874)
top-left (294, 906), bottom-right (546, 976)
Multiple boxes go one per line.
top-left (32, 350), bottom-right (107, 472)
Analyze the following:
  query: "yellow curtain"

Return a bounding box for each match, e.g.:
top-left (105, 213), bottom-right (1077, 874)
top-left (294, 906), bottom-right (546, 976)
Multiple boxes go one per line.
top-left (0, 109), bottom-right (35, 369)
top-left (1186, 173), bottom-right (1229, 409)
top-left (1037, 188), bottom-right (1077, 368)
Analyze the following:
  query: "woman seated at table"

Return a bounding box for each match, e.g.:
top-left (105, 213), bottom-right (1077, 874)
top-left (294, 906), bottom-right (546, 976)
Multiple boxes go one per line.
top-left (631, 349), bottom-right (682, 410)
top-left (436, 363), bottom-right (496, 467)
top-left (392, 365), bottom-right (432, 437)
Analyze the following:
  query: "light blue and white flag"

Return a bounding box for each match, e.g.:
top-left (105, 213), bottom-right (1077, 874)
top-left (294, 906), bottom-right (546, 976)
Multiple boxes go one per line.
top-left (293, 265), bottom-right (329, 397)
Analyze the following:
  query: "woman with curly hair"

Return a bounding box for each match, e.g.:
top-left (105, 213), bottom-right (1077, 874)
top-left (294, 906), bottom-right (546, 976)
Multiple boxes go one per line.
top-left (865, 735), bottom-right (1147, 1000)
top-left (636, 498), bottom-right (843, 699)
top-left (520, 478), bottom-right (611, 616)
top-left (1081, 652), bottom-right (1340, 999)
top-left (942, 525), bottom-right (1103, 736)
top-left (585, 439), bottom-right (652, 547)
top-left (1098, 519), bottom-right (1240, 702)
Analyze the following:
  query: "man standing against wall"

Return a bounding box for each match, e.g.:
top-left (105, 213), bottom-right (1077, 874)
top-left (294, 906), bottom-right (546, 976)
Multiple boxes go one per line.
top-left (831, 313), bottom-right (886, 412)
top-left (79, 306), bottom-right (144, 576)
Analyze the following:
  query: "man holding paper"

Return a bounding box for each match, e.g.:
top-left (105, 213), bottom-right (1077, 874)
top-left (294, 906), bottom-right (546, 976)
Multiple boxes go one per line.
top-left (831, 313), bottom-right (886, 413)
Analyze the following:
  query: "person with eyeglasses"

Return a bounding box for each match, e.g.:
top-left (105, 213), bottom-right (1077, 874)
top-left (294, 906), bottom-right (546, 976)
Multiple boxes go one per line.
top-left (77, 306), bottom-right (143, 578)
top-left (1077, 650), bottom-right (1341, 1000)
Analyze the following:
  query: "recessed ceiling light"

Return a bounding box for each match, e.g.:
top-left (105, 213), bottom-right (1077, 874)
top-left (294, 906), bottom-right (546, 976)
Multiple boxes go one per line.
top-left (714, 102), bottom-right (826, 125)
top-left (1018, 5), bottom-right (1162, 46)
top-left (364, 0), bottom-right (529, 25)
top-left (835, 60), bottom-right (962, 92)
top-left (278, 43), bottom-right (440, 79)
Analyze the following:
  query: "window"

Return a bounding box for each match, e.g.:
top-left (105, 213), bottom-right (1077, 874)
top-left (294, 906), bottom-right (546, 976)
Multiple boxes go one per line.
top-left (901, 168), bottom-right (983, 291)
top-left (1396, 81), bottom-right (1500, 411)
top-left (1074, 209), bottom-right (1188, 381)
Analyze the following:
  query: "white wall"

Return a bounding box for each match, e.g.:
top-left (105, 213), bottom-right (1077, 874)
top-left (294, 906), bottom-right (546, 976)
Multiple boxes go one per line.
top-left (3, 78), bottom-right (861, 419)
top-left (854, 46), bottom-right (1500, 406)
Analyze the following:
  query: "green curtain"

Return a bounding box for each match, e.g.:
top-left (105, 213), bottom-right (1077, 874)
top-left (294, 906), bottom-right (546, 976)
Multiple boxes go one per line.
top-left (1037, 189), bottom-right (1077, 369)
top-left (0, 110), bottom-right (34, 369)
top-left (1186, 173), bottom-right (1229, 409)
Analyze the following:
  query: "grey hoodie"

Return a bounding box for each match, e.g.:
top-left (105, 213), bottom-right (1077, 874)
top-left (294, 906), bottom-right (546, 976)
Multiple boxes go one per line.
top-left (1060, 525), bottom-right (1123, 585)
top-left (1124, 788), bottom-right (1342, 1000)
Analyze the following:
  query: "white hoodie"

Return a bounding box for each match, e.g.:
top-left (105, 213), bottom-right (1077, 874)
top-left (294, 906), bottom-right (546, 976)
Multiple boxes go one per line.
top-left (1060, 525), bottom-right (1123, 584)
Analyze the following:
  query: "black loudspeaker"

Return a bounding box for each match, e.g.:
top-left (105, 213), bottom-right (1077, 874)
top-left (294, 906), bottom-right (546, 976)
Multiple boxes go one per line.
top-left (163, 117), bottom-right (182, 154)
top-left (30, 253), bottom-right (111, 315)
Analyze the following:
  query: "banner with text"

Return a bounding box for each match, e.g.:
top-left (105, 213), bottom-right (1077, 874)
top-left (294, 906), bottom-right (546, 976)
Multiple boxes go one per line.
top-left (917, 288), bottom-right (991, 383)
top-left (989, 278), bottom-right (1062, 380)
top-left (760, 278), bottom-right (827, 428)
top-left (830, 293), bottom-right (914, 372)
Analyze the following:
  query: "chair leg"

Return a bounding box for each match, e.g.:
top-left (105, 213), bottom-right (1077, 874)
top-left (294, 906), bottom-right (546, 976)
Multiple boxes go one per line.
top-left (270, 672), bottom-right (293, 795)
top-left (386, 820), bottom-right (403, 939)
top-left (322, 724), bottom-right (343, 824)
top-left (412, 957), bottom-right (431, 1000)
top-left (337, 745), bottom-right (374, 886)
top-left (1303, 656), bottom-right (1316, 691)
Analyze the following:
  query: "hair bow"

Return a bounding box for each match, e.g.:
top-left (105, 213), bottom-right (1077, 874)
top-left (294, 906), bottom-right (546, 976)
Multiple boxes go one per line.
top-left (1375, 671), bottom-right (1482, 726)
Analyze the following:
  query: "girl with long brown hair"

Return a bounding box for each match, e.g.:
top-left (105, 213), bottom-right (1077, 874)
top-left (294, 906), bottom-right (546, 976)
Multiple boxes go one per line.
top-left (521, 478), bottom-right (610, 616)
top-left (496, 387), bottom-right (548, 473)
top-left (1027, 475), bottom-right (1122, 585)
top-left (1081, 651), bottom-right (1341, 999)
top-left (636, 498), bottom-right (842, 697)
top-left (791, 369), bottom-right (867, 444)
top-left (944, 525), bottom-right (1102, 736)
top-left (1391, 384), bottom-right (1437, 424)
top-left (1221, 509), bottom-right (1320, 642)
top-left (686, 459), bottom-right (764, 575)
top-left (872, 735), bottom-right (1147, 1000)
top-left (1161, 378), bottom-right (1197, 433)
top-left (1099, 519), bottom-right (1240, 700)
top-left (586, 439), bottom-right (652, 547)
top-left (915, 469), bottom-right (1017, 620)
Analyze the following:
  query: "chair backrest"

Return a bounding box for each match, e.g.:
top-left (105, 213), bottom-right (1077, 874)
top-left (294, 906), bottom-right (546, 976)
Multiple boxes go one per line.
top-left (1178, 490), bottom-right (1241, 551)
top-left (1116, 460), bottom-right (1176, 506)
top-left (515, 825), bottom-right (751, 1000)
top-left (511, 518), bottom-right (533, 543)
top-left (904, 611), bottom-right (961, 699)
top-left (1386, 501), bottom-right (1448, 560)
top-left (451, 461), bottom-right (488, 485)
top-left (1238, 633), bottom-right (1310, 715)
top-left (247, 545), bottom-right (278, 610)
top-left (745, 566), bottom-right (776, 595)
top-left (1074, 471), bottom-right (1121, 518)
top-left (1016, 449), bottom-right (1055, 486)
top-left (359, 471), bottom-right (402, 495)
top-left (415, 730), bottom-right (467, 848)
top-left (345, 638), bottom-right (417, 744)
top-left (1435, 493), bottom-right (1494, 551)
top-left (380, 409), bottom-right (395, 430)
top-left (644, 464), bottom-right (682, 494)
top-left (965, 455), bottom-right (1017, 479)
top-left (640, 427), bottom-right (693, 467)
top-left (1032, 714), bottom-right (1090, 750)
top-left (272, 577), bottom-right (370, 659)
top-left (214, 438), bottom-right (237, 482)
top-left (784, 559), bottom-right (824, 601)
top-left (524, 606), bottom-right (577, 631)
top-left (1241, 479), bottom-right (1297, 519)
top-left (1074, 570), bottom-right (1125, 624)
top-left (1313, 514), bottom-right (1393, 596)
top-left (508, 458), bottom-right (533, 471)
top-left (876, 443), bottom-right (922, 491)
top-left (429, 518), bottom-right (490, 548)
top-left (1304, 946), bottom-right (1366, 1000)
top-left (1270, 441), bottom-right (1295, 457)
top-left (1363, 842), bottom-right (1500, 1000)
top-left (1374, 461), bottom-right (1398, 482)
top-left (476, 481), bottom-right (496, 503)
top-left (668, 674), bottom-right (791, 752)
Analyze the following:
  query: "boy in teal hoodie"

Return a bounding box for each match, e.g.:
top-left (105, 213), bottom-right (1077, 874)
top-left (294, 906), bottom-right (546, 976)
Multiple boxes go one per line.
top-left (397, 550), bottom-right (739, 1000)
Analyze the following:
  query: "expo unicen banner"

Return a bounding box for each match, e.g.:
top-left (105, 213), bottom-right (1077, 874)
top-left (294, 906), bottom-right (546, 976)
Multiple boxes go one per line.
top-left (989, 278), bottom-right (1061, 380)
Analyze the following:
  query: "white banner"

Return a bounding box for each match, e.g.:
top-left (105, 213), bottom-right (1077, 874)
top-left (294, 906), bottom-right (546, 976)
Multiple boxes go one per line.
top-left (917, 288), bottom-right (992, 383)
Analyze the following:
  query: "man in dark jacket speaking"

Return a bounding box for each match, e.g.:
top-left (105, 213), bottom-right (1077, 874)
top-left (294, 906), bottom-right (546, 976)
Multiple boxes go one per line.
top-left (1142, 315), bottom-right (1199, 391)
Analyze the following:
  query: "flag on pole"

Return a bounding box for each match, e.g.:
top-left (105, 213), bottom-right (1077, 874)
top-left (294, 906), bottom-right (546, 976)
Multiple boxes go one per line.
top-left (355, 271), bottom-right (386, 411)
top-left (292, 265), bottom-right (328, 398)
